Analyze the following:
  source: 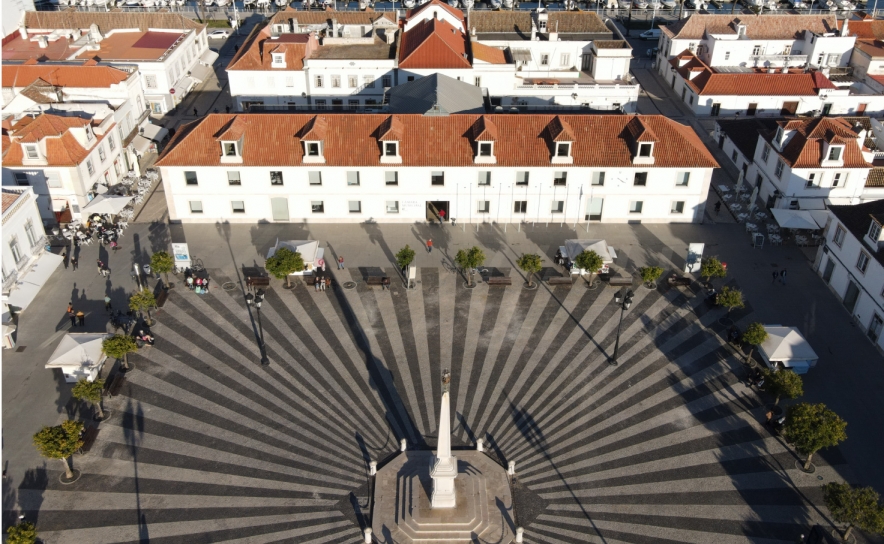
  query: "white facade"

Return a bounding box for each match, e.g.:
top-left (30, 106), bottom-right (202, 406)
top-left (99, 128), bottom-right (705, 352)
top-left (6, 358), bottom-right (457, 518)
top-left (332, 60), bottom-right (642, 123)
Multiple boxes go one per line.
top-left (1, 0), bottom-right (33, 40)
top-left (2, 187), bottom-right (48, 294)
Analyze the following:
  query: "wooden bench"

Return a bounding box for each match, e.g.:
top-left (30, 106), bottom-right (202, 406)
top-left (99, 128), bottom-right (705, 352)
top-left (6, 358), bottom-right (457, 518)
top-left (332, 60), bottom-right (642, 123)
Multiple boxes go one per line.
top-left (246, 276), bottom-right (270, 289)
top-left (78, 426), bottom-right (100, 454)
top-left (486, 277), bottom-right (512, 286)
top-left (155, 288), bottom-right (169, 308)
top-left (607, 275), bottom-right (633, 286)
top-left (365, 276), bottom-right (389, 286)
top-left (106, 372), bottom-right (126, 397)
top-left (668, 275), bottom-right (692, 287)
top-left (548, 276), bottom-right (573, 286)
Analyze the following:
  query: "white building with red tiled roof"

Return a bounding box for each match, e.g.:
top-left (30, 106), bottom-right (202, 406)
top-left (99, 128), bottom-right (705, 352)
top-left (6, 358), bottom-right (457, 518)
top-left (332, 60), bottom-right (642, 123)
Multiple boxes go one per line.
top-left (1, 112), bottom-right (126, 223)
top-left (155, 113), bottom-right (717, 224)
top-left (227, 3), bottom-right (638, 113)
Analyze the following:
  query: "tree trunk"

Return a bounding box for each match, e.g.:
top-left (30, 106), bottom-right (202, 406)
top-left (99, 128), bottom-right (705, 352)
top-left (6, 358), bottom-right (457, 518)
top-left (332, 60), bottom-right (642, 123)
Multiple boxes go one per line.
top-left (468, 269), bottom-right (474, 287)
top-left (843, 524), bottom-right (854, 540)
top-left (745, 347), bottom-right (754, 364)
top-left (95, 400), bottom-right (105, 419)
top-left (61, 457), bottom-right (73, 480)
top-left (527, 271), bottom-right (534, 287)
top-left (588, 272), bottom-right (595, 287)
top-left (774, 396), bottom-right (781, 406)
top-left (163, 272), bottom-right (169, 289)
top-left (803, 452), bottom-right (814, 471)
top-left (122, 353), bottom-right (130, 371)
top-left (286, 275), bottom-right (291, 288)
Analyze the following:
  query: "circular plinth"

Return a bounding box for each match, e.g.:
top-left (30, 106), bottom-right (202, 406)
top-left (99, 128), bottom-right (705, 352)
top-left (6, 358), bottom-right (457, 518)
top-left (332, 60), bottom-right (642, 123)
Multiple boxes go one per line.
top-left (463, 282), bottom-right (477, 289)
top-left (222, 282), bottom-right (236, 291)
top-left (94, 410), bottom-right (112, 422)
top-left (587, 281), bottom-right (599, 290)
top-left (343, 281), bottom-right (357, 290)
top-left (795, 460), bottom-right (816, 474)
top-left (522, 282), bottom-right (538, 290)
top-left (59, 469), bottom-right (81, 485)
top-left (643, 282), bottom-right (657, 290)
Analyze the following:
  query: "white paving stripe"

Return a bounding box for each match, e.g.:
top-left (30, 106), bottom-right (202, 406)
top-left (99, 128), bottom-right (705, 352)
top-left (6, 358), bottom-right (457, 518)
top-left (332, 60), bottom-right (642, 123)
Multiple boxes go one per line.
top-left (19, 490), bottom-right (337, 511)
top-left (406, 270), bottom-right (437, 434)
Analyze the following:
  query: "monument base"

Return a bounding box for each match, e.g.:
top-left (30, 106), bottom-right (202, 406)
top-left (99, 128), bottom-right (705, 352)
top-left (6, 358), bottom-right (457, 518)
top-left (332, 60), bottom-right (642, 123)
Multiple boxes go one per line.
top-left (372, 451), bottom-right (514, 543)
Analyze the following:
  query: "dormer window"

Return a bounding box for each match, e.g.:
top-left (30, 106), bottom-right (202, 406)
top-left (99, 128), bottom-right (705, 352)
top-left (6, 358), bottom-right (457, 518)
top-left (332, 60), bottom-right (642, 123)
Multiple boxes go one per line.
top-left (828, 146), bottom-right (843, 161)
top-left (223, 142), bottom-right (238, 157)
top-left (479, 142), bottom-right (493, 156)
top-left (24, 145), bottom-right (38, 160)
top-left (219, 138), bottom-right (243, 164)
top-left (271, 53), bottom-right (286, 68)
top-left (86, 127), bottom-right (93, 141)
top-left (639, 143), bottom-right (653, 157)
top-left (869, 221), bottom-right (882, 243)
top-left (302, 140), bottom-right (325, 163)
top-left (384, 142), bottom-right (398, 157)
top-left (774, 126), bottom-right (784, 147)
top-left (556, 143), bottom-right (571, 158)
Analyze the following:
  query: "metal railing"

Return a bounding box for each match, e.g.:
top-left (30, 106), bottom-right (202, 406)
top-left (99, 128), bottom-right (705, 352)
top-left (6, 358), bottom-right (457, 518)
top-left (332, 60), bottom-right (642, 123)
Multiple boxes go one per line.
top-left (514, 82), bottom-right (639, 91)
top-left (2, 268), bottom-right (19, 292)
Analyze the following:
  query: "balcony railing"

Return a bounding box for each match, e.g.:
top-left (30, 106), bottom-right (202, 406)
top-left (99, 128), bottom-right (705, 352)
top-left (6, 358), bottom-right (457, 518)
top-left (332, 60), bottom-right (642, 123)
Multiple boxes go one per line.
top-left (2, 268), bottom-right (18, 292)
top-left (29, 235), bottom-right (47, 252)
top-left (749, 54), bottom-right (809, 64)
top-left (514, 82), bottom-right (639, 92)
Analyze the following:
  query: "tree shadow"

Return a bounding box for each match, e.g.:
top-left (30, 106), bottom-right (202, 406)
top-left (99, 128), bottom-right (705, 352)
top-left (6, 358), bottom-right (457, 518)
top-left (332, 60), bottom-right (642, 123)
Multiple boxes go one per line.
top-left (146, 217), bottom-right (171, 254)
top-left (121, 398), bottom-right (148, 543)
top-left (359, 220), bottom-right (397, 267)
top-left (248, 220), bottom-right (312, 263)
top-left (5, 465), bottom-right (47, 531)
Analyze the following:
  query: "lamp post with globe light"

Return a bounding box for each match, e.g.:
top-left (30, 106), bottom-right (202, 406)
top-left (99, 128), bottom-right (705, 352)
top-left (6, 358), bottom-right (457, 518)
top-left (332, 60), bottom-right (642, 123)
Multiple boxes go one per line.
top-left (611, 288), bottom-right (634, 366)
top-left (245, 289), bottom-right (270, 365)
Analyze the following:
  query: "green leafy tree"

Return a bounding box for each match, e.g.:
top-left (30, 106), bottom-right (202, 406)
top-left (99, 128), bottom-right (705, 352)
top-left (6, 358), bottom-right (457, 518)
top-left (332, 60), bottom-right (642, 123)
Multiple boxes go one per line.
top-left (639, 266), bottom-right (664, 287)
top-left (823, 482), bottom-right (884, 541)
top-left (574, 250), bottom-right (604, 287)
top-left (102, 334), bottom-right (138, 371)
top-left (742, 322), bottom-right (768, 365)
top-left (72, 378), bottom-right (106, 419)
top-left (761, 368), bottom-right (803, 406)
top-left (517, 253), bottom-right (544, 287)
top-left (716, 286), bottom-right (744, 316)
top-left (150, 251), bottom-right (174, 289)
top-left (129, 288), bottom-right (157, 326)
top-left (454, 246), bottom-right (486, 287)
top-left (33, 420), bottom-right (84, 480)
top-left (6, 521), bottom-right (37, 544)
top-left (784, 402), bottom-right (847, 472)
top-left (700, 256), bottom-right (727, 284)
top-left (265, 247), bottom-right (304, 288)
top-left (396, 245), bottom-right (416, 271)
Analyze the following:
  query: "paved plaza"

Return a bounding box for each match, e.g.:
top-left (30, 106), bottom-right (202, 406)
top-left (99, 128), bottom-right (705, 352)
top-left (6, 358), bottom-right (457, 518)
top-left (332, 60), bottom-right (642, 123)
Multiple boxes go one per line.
top-left (5, 218), bottom-right (884, 543)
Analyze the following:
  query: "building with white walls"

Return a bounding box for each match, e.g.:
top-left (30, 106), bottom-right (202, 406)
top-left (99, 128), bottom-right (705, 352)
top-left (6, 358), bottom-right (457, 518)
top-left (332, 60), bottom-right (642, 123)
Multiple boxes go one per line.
top-left (2, 112), bottom-right (125, 223)
top-left (154, 113), bottom-right (718, 225)
top-left (5, 11), bottom-right (212, 115)
top-left (814, 200), bottom-right (884, 352)
top-left (2, 0), bottom-right (34, 40)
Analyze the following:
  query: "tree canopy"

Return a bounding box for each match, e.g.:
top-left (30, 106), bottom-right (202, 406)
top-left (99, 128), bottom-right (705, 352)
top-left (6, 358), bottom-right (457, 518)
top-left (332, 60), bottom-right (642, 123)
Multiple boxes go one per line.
top-left (265, 247), bottom-right (304, 287)
top-left (742, 322), bottom-right (768, 346)
top-left (129, 288), bottom-right (156, 314)
top-left (762, 368), bottom-right (803, 406)
top-left (517, 253), bottom-right (544, 287)
top-left (716, 286), bottom-right (745, 315)
top-left (574, 250), bottom-right (604, 275)
top-left (396, 245), bottom-right (416, 270)
top-left (72, 378), bottom-right (105, 418)
top-left (102, 334), bottom-right (138, 360)
top-left (33, 420), bottom-right (83, 462)
top-left (455, 247), bottom-right (486, 287)
top-left (6, 522), bottom-right (37, 544)
top-left (823, 482), bottom-right (884, 540)
top-left (784, 402), bottom-right (847, 470)
top-left (639, 266), bottom-right (664, 285)
top-left (700, 257), bottom-right (727, 282)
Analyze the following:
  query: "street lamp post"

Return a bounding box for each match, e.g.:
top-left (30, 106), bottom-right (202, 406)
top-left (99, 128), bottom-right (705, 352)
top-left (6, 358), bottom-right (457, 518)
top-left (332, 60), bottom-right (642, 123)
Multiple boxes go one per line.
top-left (245, 288), bottom-right (270, 365)
top-left (610, 288), bottom-right (634, 366)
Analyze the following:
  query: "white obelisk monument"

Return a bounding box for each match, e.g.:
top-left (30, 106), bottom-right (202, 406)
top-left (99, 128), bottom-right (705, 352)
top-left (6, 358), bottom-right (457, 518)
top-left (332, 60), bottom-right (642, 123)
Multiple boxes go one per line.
top-left (430, 370), bottom-right (457, 508)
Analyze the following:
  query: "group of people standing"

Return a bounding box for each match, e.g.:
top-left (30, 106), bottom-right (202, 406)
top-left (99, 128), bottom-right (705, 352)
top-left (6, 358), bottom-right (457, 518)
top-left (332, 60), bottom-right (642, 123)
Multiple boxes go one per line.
top-left (184, 269), bottom-right (211, 294)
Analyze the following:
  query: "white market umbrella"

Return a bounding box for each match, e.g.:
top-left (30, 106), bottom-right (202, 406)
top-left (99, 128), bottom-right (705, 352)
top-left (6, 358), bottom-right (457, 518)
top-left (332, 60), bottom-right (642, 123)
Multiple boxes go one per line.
top-left (771, 209), bottom-right (819, 230)
top-left (83, 194), bottom-right (134, 215)
top-left (748, 186), bottom-right (759, 212)
top-left (735, 171), bottom-right (744, 194)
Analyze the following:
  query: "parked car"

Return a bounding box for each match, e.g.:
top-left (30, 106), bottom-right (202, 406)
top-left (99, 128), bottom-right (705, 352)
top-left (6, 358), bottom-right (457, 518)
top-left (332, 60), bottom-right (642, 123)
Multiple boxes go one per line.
top-left (639, 29), bottom-right (661, 40)
top-left (208, 30), bottom-right (231, 40)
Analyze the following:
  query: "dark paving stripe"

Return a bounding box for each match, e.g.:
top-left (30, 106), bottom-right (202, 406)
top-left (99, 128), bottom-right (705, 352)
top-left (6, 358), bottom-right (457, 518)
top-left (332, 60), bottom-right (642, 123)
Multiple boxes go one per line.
top-left (575, 487), bottom-right (823, 507)
top-left (577, 510), bottom-right (802, 542)
top-left (113, 518), bottom-right (352, 544)
top-left (421, 269), bottom-right (443, 418)
top-left (446, 268), bottom-right (475, 446)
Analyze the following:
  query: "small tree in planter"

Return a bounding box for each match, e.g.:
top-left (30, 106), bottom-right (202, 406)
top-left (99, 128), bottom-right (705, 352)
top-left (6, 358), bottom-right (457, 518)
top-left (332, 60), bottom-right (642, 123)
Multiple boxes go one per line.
top-left (33, 420), bottom-right (84, 481)
top-left (716, 286), bottom-right (745, 316)
top-left (396, 245), bottom-right (416, 274)
top-left (265, 247), bottom-right (303, 288)
top-left (783, 402), bottom-right (847, 472)
top-left (454, 246), bottom-right (486, 287)
top-left (574, 250), bottom-right (604, 288)
top-left (72, 378), bottom-right (106, 420)
top-left (761, 368), bottom-right (803, 406)
top-left (103, 334), bottom-right (138, 372)
top-left (700, 256), bottom-right (727, 286)
top-left (129, 288), bottom-right (157, 326)
top-left (6, 521), bottom-right (38, 544)
top-left (823, 482), bottom-right (884, 541)
top-left (639, 266), bottom-right (664, 288)
top-left (150, 251), bottom-right (174, 289)
top-left (517, 253), bottom-right (544, 288)
top-left (742, 322), bottom-right (768, 365)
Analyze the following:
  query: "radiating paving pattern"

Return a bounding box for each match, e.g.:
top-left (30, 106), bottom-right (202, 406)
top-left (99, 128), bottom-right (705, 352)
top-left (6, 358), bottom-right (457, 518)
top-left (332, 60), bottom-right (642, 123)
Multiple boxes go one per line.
top-left (25, 268), bottom-right (839, 543)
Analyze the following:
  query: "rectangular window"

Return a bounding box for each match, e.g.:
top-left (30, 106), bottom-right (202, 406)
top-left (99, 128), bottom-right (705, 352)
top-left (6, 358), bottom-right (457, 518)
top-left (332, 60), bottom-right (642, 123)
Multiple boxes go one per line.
top-left (592, 172), bottom-right (605, 186)
top-left (348, 75), bottom-right (358, 88)
top-left (348, 99), bottom-right (359, 110)
top-left (553, 171), bottom-right (567, 186)
top-left (308, 171), bottom-right (322, 185)
top-left (514, 200), bottom-right (527, 213)
top-left (45, 171), bottom-right (61, 187)
top-left (671, 201), bottom-right (685, 214)
top-left (382, 76), bottom-right (392, 88)
top-left (349, 201), bottom-right (362, 213)
top-left (833, 225), bottom-right (846, 247)
top-left (775, 159), bottom-right (785, 179)
top-left (474, 77), bottom-right (482, 87)
top-left (783, 44), bottom-right (792, 55)
top-left (386, 200), bottom-right (399, 213)
top-left (184, 171), bottom-right (198, 185)
top-left (833, 172), bottom-right (846, 187)
top-left (806, 173), bottom-right (820, 189)
top-left (315, 75), bottom-right (324, 88)
top-left (857, 251), bottom-right (870, 274)
top-left (231, 201), bottom-right (245, 213)
top-left (364, 76), bottom-right (375, 88)
top-left (638, 143), bottom-right (653, 157)
top-left (145, 74), bottom-right (157, 89)
top-left (9, 238), bottom-right (22, 264)
top-left (516, 171), bottom-right (529, 186)
top-left (347, 171), bottom-right (360, 186)
top-left (828, 146), bottom-right (842, 161)
top-left (25, 145), bottom-right (38, 159)
top-left (189, 201), bottom-right (203, 214)
top-left (827, 53), bottom-right (840, 65)
top-left (331, 75), bottom-right (341, 88)
top-left (431, 171), bottom-right (445, 186)
top-left (478, 200), bottom-right (490, 213)
top-left (540, 54), bottom-right (549, 66)
top-left (732, 150), bottom-right (739, 162)
top-left (227, 171), bottom-right (241, 185)
top-left (478, 171), bottom-right (491, 186)
top-left (315, 99), bottom-right (327, 110)
top-left (629, 201), bottom-right (644, 214)
top-left (285, 76), bottom-right (295, 87)
top-left (113, 159), bottom-right (121, 177)
top-left (224, 143), bottom-right (237, 156)
top-left (752, 45), bottom-right (762, 55)
top-left (869, 221), bottom-right (882, 242)
top-left (305, 142), bottom-right (320, 156)
top-left (384, 142), bottom-right (398, 157)
top-left (634, 172), bottom-right (648, 186)
top-left (761, 145), bottom-right (770, 162)
top-left (311, 201), bottom-right (324, 213)
top-left (478, 143), bottom-right (494, 157)
top-left (87, 159), bottom-right (95, 176)
top-left (385, 171), bottom-right (398, 186)
top-left (676, 172), bottom-right (690, 186)
top-left (14, 172), bottom-right (28, 186)
top-left (270, 171), bottom-right (284, 185)
top-left (724, 51), bottom-right (730, 61)
top-left (560, 53), bottom-right (570, 66)
top-left (24, 219), bottom-right (38, 248)
top-left (551, 200), bottom-right (564, 213)
top-left (108, 134), bottom-right (116, 151)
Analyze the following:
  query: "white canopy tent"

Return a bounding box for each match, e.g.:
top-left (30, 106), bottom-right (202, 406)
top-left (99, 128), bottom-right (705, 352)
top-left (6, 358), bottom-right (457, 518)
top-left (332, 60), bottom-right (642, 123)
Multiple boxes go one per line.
top-left (771, 209), bottom-right (820, 230)
top-left (561, 239), bottom-right (616, 276)
top-left (140, 123), bottom-right (169, 143)
top-left (758, 325), bottom-right (819, 375)
top-left (83, 194), bottom-right (134, 215)
top-left (45, 333), bottom-right (109, 383)
top-left (5, 252), bottom-right (64, 313)
top-left (266, 239), bottom-right (325, 276)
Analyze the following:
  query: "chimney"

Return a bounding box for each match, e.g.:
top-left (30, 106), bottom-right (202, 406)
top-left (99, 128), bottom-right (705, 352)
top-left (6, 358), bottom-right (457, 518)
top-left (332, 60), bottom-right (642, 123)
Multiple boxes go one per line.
top-left (549, 21), bottom-right (558, 42)
top-left (841, 17), bottom-right (849, 37)
top-left (89, 23), bottom-right (102, 43)
top-left (332, 18), bottom-right (338, 37)
top-left (72, 29), bottom-right (81, 41)
top-left (292, 18), bottom-right (299, 33)
top-left (386, 28), bottom-right (397, 44)
top-left (18, 24), bottom-right (27, 39)
top-left (471, 26), bottom-right (476, 37)
top-left (782, 65), bottom-right (788, 73)
top-left (530, 22), bottom-right (537, 41)
top-left (37, 35), bottom-right (48, 49)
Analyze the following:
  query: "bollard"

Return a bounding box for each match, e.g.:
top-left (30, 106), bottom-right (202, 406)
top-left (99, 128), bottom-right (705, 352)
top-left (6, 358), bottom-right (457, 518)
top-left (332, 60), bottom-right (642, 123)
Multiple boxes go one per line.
top-left (515, 527), bottom-right (524, 542)
top-left (369, 461), bottom-right (377, 476)
top-left (364, 527), bottom-right (372, 543)
top-left (400, 438), bottom-right (407, 452)
top-left (476, 438), bottom-right (484, 452)
top-left (508, 461), bottom-right (516, 476)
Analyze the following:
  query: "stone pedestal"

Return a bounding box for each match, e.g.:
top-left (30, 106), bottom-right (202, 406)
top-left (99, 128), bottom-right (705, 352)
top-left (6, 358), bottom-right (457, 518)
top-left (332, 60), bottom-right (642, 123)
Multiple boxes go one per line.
top-left (372, 451), bottom-right (514, 544)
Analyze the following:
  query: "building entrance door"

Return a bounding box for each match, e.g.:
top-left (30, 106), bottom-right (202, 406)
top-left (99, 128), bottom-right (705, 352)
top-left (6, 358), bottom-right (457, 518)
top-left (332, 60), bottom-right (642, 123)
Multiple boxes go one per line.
top-left (586, 197), bottom-right (603, 221)
top-left (844, 281), bottom-right (860, 313)
top-left (271, 197), bottom-right (289, 222)
top-left (427, 201), bottom-right (449, 223)
top-left (822, 258), bottom-right (835, 284)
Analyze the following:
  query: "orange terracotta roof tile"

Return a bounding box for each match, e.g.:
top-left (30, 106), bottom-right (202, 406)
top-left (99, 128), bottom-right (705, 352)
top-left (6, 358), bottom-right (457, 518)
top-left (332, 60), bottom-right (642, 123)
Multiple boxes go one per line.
top-left (471, 41), bottom-right (507, 64)
top-left (548, 116), bottom-right (575, 142)
top-left (406, 0), bottom-right (465, 23)
top-left (24, 10), bottom-right (205, 33)
top-left (269, 8), bottom-right (395, 27)
top-left (2, 191), bottom-right (21, 213)
top-left (626, 116), bottom-right (658, 143)
top-left (215, 116), bottom-right (249, 141)
top-left (661, 14), bottom-right (837, 40)
top-left (156, 114), bottom-right (719, 169)
top-left (399, 17), bottom-right (471, 69)
top-left (298, 115), bottom-right (328, 140)
top-left (377, 115), bottom-right (405, 141)
top-left (3, 113), bottom-right (114, 167)
top-left (471, 116), bottom-right (498, 141)
top-left (838, 19), bottom-right (884, 40)
top-left (2, 64), bottom-right (131, 89)
top-left (766, 117), bottom-right (869, 169)
top-left (227, 25), bottom-right (317, 71)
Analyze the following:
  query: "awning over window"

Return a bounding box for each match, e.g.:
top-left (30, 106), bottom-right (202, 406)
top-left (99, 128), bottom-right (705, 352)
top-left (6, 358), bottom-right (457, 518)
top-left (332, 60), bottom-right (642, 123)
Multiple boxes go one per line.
top-left (131, 135), bottom-right (153, 155)
top-left (140, 122), bottom-right (169, 142)
top-left (511, 48), bottom-right (532, 62)
top-left (51, 198), bottom-right (68, 212)
top-left (199, 49), bottom-right (219, 66)
top-left (798, 198), bottom-right (827, 210)
top-left (171, 76), bottom-right (196, 98)
top-left (190, 63), bottom-right (214, 84)
top-left (6, 252), bottom-right (64, 312)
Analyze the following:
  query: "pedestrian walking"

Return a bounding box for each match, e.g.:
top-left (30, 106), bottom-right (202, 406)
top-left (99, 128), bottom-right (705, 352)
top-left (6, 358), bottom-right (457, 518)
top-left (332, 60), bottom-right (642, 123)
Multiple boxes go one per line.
top-left (97, 260), bottom-right (104, 275)
top-left (225, 105), bottom-right (230, 114)
top-left (780, 268), bottom-right (787, 285)
top-left (71, 257), bottom-right (78, 271)
top-left (438, 209), bottom-right (446, 225)
top-left (338, 256), bottom-right (344, 269)
top-left (213, 107), bottom-right (219, 114)
top-left (325, 277), bottom-right (331, 291)
top-left (234, 44), bottom-right (239, 53)
top-left (68, 302), bottom-right (73, 314)
top-left (193, 108), bottom-right (198, 116)
top-left (427, 239), bottom-right (433, 253)
top-left (714, 201), bottom-right (721, 215)
top-left (314, 276), bottom-right (320, 292)
top-left (772, 270), bottom-right (778, 284)
top-left (68, 309), bottom-right (76, 327)
top-left (104, 296), bottom-right (112, 312)
top-left (382, 277), bottom-right (390, 291)
top-left (62, 251), bottom-right (69, 269)
top-left (76, 311), bottom-right (85, 327)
